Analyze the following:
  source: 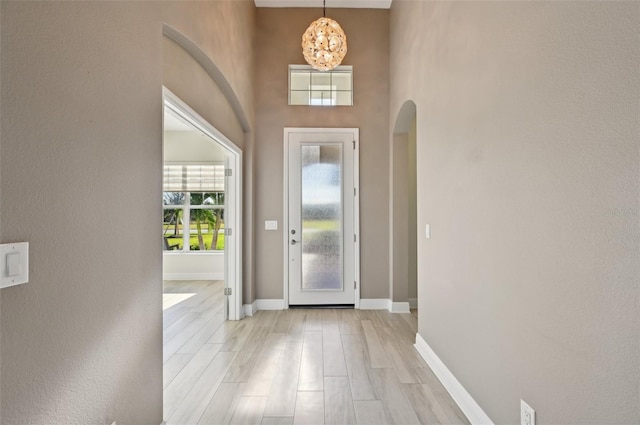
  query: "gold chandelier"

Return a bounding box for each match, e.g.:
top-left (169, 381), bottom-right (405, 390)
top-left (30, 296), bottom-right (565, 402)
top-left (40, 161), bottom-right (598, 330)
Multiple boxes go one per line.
top-left (301, 0), bottom-right (347, 72)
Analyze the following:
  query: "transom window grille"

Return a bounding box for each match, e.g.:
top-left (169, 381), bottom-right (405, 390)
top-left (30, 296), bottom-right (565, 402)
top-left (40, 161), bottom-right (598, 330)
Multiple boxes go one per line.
top-left (289, 65), bottom-right (353, 106)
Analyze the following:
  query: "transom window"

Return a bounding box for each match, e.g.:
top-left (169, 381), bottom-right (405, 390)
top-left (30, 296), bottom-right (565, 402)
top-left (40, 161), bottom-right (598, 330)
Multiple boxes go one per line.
top-left (289, 65), bottom-right (353, 106)
top-left (163, 164), bottom-right (225, 252)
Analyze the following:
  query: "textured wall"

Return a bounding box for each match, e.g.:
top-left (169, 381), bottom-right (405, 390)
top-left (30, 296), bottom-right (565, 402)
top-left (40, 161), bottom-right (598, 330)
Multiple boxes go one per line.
top-left (0, 2), bottom-right (3, 420)
top-left (254, 8), bottom-right (390, 300)
top-left (407, 118), bottom-right (417, 301)
top-left (391, 133), bottom-right (409, 302)
top-left (163, 37), bottom-right (245, 148)
top-left (391, 111), bottom-right (417, 303)
top-left (0, 1), bottom-right (255, 424)
top-left (390, 1), bottom-right (639, 423)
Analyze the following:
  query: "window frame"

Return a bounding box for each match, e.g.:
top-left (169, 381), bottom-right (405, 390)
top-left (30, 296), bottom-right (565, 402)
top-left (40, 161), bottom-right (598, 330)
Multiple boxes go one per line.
top-left (288, 64), bottom-right (353, 106)
top-left (163, 161), bottom-right (226, 253)
top-left (163, 190), bottom-right (225, 254)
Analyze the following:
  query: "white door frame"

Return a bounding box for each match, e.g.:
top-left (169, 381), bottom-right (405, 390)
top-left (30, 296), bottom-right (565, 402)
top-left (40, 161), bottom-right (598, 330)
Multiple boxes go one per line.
top-left (163, 87), bottom-right (243, 320)
top-left (283, 127), bottom-right (360, 309)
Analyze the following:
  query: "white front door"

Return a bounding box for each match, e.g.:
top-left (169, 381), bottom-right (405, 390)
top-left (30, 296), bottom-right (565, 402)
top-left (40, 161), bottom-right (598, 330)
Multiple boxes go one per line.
top-left (285, 128), bottom-right (359, 306)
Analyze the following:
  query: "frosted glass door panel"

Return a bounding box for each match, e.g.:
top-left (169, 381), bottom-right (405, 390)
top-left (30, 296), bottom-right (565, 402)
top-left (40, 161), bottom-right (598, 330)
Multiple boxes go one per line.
top-left (286, 128), bottom-right (358, 306)
top-left (301, 145), bottom-right (343, 290)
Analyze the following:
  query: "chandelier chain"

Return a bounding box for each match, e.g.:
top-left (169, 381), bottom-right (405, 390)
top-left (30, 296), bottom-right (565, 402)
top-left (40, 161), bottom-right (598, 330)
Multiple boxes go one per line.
top-left (323, 0), bottom-right (326, 17)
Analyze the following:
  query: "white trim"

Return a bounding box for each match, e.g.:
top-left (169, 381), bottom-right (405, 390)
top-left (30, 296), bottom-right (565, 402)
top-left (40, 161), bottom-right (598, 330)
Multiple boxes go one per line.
top-left (163, 272), bottom-right (224, 281)
top-left (353, 133), bottom-right (361, 309)
top-left (389, 301), bottom-right (411, 313)
top-left (414, 334), bottom-right (494, 425)
top-left (256, 299), bottom-right (286, 310)
top-left (409, 298), bottom-right (418, 309)
top-left (358, 299), bottom-right (390, 310)
top-left (243, 301), bottom-right (258, 317)
top-left (358, 299), bottom-right (411, 313)
top-left (163, 88), bottom-right (243, 321)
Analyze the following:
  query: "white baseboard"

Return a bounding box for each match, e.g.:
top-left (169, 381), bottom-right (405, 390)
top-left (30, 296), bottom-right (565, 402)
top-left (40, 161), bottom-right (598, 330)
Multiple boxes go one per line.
top-left (163, 272), bottom-right (224, 281)
top-left (246, 298), bottom-right (409, 314)
top-left (359, 298), bottom-right (410, 313)
top-left (256, 299), bottom-right (285, 310)
top-left (414, 333), bottom-right (494, 425)
top-left (409, 298), bottom-right (418, 309)
top-left (389, 301), bottom-right (411, 313)
top-left (359, 298), bottom-right (390, 310)
top-left (243, 301), bottom-right (257, 316)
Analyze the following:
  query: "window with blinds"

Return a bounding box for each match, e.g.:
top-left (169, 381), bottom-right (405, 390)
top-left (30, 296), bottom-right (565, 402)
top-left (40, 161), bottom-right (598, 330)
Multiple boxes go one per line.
top-left (162, 163), bottom-right (226, 252)
top-left (163, 164), bottom-right (225, 192)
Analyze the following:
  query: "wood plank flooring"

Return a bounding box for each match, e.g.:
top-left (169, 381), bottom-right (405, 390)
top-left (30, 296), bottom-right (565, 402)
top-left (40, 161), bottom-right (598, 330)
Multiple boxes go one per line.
top-left (164, 280), bottom-right (470, 425)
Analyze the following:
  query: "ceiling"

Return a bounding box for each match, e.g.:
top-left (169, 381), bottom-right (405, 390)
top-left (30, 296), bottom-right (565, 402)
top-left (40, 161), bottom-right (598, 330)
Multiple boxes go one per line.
top-left (164, 109), bottom-right (193, 132)
top-left (254, 0), bottom-right (391, 9)
top-left (164, 109), bottom-right (227, 162)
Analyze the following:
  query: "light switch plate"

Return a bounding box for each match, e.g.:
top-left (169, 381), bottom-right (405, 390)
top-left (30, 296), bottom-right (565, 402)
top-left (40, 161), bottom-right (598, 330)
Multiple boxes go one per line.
top-left (1, 242), bottom-right (29, 289)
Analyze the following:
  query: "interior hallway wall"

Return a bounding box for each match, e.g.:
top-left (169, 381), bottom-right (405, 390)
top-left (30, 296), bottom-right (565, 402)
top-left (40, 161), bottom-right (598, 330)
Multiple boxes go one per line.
top-left (254, 8), bottom-right (390, 300)
top-left (407, 118), bottom-right (417, 302)
top-left (0, 1), bottom-right (255, 424)
top-left (391, 114), bottom-right (417, 304)
top-left (390, 1), bottom-right (639, 423)
top-left (391, 133), bottom-right (410, 302)
top-left (0, 2), bottom-right (3, 419)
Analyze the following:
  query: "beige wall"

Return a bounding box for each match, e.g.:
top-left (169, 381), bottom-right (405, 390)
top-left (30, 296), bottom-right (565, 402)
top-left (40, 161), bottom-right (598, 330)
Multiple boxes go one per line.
top-left (0, 1), bottom-right (255, 424)
top-left (0, 2), bottom-right (3, 420)
top-left (254, 8), bottom-right (390, 300)
top-left (391, 133), bottom-right (409, 302)
top-left (163, 37), bottom-right (245, 150)
top-left (391, 111), bottom-right (417, 304)
top-left (407, 118), bottom-right (417, 301)
top-left (391, 1), bottom-right (639, 423)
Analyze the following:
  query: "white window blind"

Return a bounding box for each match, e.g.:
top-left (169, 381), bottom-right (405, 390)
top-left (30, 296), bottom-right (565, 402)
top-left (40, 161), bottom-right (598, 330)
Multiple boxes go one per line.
top-left (163, 164), bottom-right (225, 192)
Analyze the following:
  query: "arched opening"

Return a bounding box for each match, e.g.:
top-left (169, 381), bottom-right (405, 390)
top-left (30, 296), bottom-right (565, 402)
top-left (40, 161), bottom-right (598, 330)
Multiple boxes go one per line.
top-left (390, 100), bottom-right (418, 314)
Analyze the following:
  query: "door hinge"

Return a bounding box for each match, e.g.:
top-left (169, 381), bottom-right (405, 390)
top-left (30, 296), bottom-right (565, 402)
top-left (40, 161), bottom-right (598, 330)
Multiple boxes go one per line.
top-left (354, 234), bottom-right (357, 242)
top-left (352, 140), bottom-right (356, 149)
top-left (226, 228), bottom-right (232, 236)
top-left (354, 281), bottom-right (357, 289)
top-left (224, 287), bottom-right (232, 296)
top-left (225, 168), bottom-right (232, 177)
top-left (354, 187), bottom-right (356, 196)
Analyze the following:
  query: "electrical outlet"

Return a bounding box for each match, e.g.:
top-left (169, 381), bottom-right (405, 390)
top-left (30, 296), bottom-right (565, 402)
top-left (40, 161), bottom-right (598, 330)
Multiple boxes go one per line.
top-left (521, 400), bottom-right (535, 425)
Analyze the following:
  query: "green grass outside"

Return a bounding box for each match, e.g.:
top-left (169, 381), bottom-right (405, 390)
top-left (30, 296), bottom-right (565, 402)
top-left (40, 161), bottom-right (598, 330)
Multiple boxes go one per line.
top-left (164, 231), bottom-right (225, 251)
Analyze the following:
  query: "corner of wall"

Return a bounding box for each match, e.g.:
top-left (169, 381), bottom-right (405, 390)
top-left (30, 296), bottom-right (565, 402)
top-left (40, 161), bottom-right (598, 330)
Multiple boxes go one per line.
top-left (414, 333), bottom-right (494, 425)
top-left (243, 300), bottom-right (257, 317)
top-left (0, 0), bottom-right (4, 418)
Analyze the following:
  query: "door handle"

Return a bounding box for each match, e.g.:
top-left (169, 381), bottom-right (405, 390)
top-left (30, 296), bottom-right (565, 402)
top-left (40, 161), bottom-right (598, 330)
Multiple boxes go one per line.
top-left (291, 239), bottom-right (299, 245)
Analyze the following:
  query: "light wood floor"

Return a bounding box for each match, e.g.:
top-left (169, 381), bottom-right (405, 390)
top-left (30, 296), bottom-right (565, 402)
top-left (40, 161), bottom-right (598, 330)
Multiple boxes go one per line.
top-left (163, 280), bottom-right (470, 425)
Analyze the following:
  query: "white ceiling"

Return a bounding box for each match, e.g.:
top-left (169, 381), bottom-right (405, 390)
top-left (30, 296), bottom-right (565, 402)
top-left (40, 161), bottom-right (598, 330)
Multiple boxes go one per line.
top-left (254, 0), bottom-right (391, 9)
top-left (164, 109), bottom-right (227, 163)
